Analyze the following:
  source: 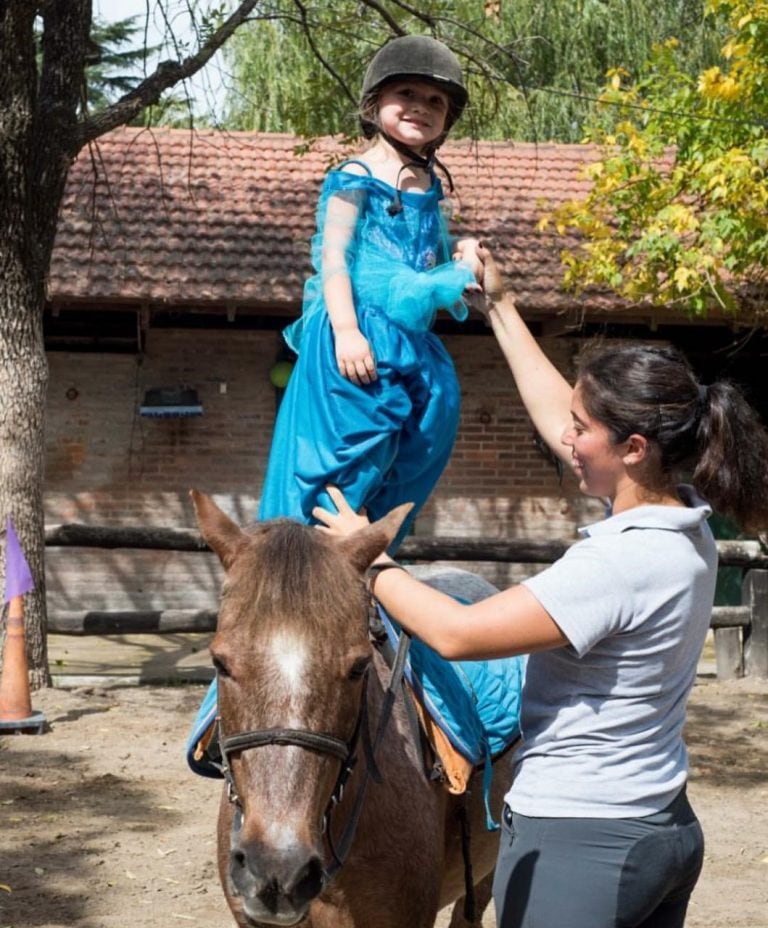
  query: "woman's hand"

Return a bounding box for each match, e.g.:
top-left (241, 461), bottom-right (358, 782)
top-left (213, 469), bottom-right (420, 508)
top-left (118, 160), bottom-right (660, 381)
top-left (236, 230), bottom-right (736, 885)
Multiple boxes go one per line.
top-left (334, 327), bottom-right (377, 385)
top-left (313, 486), bottom-right (372, 538)
top-left (461, 244), bottom-right (507, 320)
top-left (453, 237), bottom-right (484, 287)
top-left (453, 241), bottom-right (507, 318)
top-left (475, 244), bottom-right (505, 303)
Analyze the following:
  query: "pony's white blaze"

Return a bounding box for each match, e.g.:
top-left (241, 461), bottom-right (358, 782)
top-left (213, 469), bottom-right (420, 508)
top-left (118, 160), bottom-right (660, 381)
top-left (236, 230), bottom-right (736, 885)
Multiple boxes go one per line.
top-left (264, 818), bottom-right (303, 850)
top-left (267, 631), bottom-right (309, 724)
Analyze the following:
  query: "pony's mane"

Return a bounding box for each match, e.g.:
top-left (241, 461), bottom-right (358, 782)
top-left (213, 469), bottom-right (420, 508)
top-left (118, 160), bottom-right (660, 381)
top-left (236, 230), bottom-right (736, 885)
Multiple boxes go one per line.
top-left (230, 519), bottom-right (366, 632)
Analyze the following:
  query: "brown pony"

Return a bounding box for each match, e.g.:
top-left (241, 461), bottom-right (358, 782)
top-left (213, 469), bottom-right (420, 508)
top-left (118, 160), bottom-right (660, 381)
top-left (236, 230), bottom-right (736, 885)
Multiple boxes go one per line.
top-left (192, 490), bottom-right (512, 928)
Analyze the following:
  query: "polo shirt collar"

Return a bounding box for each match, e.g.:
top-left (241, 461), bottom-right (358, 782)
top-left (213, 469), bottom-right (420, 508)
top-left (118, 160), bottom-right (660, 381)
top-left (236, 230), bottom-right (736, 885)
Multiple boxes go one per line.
top-left (579, 485), bottom-right (712, 538)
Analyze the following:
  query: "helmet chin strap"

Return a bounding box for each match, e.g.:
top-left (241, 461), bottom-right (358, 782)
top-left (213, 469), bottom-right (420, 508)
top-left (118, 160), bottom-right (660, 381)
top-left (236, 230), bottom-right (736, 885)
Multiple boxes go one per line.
top-left (381, 131), bottom-right (455, 216)
top-left (382, 130), bottom-right (435, 169)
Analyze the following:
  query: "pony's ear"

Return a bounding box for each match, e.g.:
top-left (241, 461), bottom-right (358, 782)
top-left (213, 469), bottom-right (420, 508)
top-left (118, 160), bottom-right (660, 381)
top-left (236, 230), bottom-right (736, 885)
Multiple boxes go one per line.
top-left (190, 489), bottom-right (248, 570)
top-left (336, 502), bottom-right (414, 574)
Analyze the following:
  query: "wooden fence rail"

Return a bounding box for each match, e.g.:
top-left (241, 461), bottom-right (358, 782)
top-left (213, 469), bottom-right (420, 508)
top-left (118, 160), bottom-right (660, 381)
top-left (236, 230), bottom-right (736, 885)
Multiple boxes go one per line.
top-left (44, 524), bottom-right (768, 679)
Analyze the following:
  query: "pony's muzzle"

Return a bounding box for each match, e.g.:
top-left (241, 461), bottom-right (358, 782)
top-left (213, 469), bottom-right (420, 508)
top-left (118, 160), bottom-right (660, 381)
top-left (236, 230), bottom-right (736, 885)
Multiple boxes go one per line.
top-left (230, 840), bottom-right (324, 926)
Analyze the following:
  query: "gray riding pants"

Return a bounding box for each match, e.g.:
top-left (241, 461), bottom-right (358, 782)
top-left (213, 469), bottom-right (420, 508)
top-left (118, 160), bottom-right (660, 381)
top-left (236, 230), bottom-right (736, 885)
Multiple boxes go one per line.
top-left (492, 788), bottom-right (704, 928)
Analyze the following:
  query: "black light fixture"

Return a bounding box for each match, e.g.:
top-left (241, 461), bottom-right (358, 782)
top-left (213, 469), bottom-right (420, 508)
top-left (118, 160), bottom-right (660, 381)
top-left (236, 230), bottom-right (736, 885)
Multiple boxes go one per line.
top-left (139, 386), bottom-right (203, 418)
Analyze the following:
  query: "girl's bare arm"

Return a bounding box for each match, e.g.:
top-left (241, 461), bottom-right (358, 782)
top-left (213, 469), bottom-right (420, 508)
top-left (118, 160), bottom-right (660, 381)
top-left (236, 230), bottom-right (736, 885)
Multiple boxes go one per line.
top-left (322, 191), bottom-right (376, 385)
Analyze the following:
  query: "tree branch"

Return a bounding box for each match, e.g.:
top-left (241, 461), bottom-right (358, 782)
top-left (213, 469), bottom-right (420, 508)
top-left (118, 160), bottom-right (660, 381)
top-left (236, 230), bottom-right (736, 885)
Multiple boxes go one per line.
top-left (76, 0), bottom-right (261, 145)
top-left (293, 0), bottom-right (357, 107)
top-left (357, 0), bottom-right (413, 34)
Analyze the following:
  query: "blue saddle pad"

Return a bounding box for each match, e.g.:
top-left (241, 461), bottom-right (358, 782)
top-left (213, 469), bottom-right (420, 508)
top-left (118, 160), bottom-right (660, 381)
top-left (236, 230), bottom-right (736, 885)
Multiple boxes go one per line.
top-left (186, 679), bottom-right (220, 778)
top-left (378, 604), bottom-right (523, 829)
top-left (377, 604), bottom-right (524, 766)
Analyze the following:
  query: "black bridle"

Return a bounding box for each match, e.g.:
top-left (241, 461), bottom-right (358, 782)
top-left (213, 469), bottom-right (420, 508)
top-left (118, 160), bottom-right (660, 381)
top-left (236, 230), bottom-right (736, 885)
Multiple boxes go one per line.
top-left (214, 612), bottom-right (412, 886)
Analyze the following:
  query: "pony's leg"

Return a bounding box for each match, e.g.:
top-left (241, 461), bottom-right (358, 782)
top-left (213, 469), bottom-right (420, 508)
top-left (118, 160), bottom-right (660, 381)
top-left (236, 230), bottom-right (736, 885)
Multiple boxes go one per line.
top-left (445, 871), bottom-right (494, 928)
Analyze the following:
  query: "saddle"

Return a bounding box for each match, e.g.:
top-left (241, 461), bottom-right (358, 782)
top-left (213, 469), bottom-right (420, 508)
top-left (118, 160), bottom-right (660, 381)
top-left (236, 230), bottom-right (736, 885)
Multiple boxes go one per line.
top-left (374, 604), bottom-right (524, 828)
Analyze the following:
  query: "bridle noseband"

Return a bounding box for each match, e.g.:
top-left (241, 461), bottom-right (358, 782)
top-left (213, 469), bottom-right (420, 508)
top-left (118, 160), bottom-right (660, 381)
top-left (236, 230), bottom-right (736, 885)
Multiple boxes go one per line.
top-left (216, 669), bottom-right (378, 807)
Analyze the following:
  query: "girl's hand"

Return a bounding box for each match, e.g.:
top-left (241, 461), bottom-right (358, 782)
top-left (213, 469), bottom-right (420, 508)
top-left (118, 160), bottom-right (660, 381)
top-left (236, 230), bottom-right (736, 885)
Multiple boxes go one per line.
top-left (335, 327), bottom-right (377, 385)
top-left (313, 486), bottom-right (371, 538)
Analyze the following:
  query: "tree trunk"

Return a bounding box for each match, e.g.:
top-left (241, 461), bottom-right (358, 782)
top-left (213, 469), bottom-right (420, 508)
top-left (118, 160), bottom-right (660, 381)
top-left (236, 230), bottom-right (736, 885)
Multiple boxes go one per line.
top-left (0, 301), bottom-right (49, 688)
top-left (1, 2), bottom-right (90, 688)
top-left (0, 0), bottom-right (285, 687)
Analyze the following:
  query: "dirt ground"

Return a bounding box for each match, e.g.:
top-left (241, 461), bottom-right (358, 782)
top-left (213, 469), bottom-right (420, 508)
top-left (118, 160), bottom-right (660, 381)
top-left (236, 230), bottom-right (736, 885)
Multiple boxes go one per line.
top-left (1, 675), bottom-right (766, 928)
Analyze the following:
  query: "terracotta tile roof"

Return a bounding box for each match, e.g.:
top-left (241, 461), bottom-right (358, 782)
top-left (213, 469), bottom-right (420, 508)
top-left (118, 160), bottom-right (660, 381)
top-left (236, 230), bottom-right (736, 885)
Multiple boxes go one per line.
top-left (49, 127), bottom-right (614, 315)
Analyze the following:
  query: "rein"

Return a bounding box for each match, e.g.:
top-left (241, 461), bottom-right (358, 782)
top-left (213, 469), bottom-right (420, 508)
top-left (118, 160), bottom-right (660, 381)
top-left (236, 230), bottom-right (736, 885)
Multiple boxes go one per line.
top-left (215, 598), bottom-right (412, 888)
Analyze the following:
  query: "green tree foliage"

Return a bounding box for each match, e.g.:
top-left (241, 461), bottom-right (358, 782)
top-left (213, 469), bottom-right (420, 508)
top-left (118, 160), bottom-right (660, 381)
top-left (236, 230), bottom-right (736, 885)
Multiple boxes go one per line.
top-left (222, 0), bottom-right (724, 142)
top-left (473, 0), bottom-right (725, 142)
top-left (544, 0), bottom-right (768, 317)
top-left (222, 6), bottom-right (383, 138)
top-left (85, 16), bottom-right (152, 111)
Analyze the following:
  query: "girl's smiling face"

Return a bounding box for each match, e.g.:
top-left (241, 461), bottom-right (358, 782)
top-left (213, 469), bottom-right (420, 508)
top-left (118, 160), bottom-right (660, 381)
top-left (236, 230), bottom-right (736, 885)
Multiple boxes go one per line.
top-left (376, 80), bottom-right (450, 152)
top-left (562, 381), bottom-right (630, 501)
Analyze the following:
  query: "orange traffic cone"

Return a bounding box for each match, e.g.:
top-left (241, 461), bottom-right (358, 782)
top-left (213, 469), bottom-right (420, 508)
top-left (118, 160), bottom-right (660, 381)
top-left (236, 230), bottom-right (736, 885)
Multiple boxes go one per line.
top-left (0, 595), bottom-right (45, 734)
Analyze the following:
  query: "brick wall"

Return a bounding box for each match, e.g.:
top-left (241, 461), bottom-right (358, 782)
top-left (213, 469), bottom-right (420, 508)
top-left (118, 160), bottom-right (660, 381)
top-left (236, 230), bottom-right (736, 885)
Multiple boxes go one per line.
top-left (45, 326), bottom-right (602, 613)
top-left (436, 333), bottom-right (600, 536)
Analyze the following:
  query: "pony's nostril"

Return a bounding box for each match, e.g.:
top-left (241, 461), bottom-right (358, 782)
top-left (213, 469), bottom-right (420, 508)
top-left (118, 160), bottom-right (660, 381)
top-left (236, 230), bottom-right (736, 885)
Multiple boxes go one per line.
top-left (289, 854), bottom-right (324, 906)
top-left (258, 876), bottom-right (281, 914)
top-left (229, 846), bottom-right (253, 897)
top-left (230, 847), bottom-right (246, 872)
top-left (229, 843), bottom-right (322, 911)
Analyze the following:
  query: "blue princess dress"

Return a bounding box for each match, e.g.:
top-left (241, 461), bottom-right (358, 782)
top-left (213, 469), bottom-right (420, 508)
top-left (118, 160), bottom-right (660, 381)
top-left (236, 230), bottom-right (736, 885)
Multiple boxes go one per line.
top-left (188, 169), bottom-right (475, 774)
top-left (258, 162), bottom-right (475, 548)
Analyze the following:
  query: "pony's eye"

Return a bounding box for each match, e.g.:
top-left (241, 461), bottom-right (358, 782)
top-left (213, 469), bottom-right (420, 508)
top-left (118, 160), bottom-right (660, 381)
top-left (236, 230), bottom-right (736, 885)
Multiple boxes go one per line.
top-left (347, 656), bottom-right (371, 682)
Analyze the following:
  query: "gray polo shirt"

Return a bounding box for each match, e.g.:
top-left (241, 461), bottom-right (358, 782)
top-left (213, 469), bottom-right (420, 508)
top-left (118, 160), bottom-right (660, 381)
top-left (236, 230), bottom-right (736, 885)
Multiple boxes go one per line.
top-left (510, 486), bottom-right (716, 817)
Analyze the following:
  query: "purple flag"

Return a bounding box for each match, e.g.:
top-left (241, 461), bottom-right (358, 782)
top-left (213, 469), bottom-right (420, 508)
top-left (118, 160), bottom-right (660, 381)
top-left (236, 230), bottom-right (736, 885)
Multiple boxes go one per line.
top-left (3, 517), bottom-right (35, 604)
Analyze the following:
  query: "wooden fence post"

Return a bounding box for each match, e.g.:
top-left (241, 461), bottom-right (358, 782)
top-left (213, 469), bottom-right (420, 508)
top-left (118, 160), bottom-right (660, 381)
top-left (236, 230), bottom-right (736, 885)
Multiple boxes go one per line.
top-left (714, 627), bottom-right (743, 679)
top-left (743, 569), bottom-right (768, 679)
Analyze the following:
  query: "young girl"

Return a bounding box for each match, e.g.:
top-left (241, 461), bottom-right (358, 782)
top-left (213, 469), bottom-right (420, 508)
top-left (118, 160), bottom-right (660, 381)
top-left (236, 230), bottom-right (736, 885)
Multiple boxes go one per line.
top-left (187, 37), bottom-right (479, 777)
top-left (315, 249), bottom-right (768, 928)
top-left (258, 35), bottom-right (480, 548)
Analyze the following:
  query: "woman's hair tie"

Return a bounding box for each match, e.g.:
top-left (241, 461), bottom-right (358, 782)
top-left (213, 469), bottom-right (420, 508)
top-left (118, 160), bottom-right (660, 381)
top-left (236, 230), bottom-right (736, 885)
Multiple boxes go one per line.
top-left (698, 383), bottom-right (710, 403)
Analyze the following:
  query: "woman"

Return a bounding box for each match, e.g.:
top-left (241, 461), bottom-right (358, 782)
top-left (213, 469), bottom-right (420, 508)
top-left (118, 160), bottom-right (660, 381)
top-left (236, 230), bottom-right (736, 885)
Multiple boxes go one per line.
top-left (314, 250), bottom-right (768, 928)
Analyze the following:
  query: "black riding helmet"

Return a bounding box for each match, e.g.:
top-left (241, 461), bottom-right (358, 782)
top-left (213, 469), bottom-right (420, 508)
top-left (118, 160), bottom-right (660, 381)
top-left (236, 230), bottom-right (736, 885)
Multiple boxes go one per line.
top-left (359, 35), bottom-right (468, 141)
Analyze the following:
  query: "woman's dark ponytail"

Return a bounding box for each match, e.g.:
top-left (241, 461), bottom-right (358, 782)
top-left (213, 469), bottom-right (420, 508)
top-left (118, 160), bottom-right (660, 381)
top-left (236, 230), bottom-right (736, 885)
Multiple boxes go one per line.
top-left (578, 344), bottom-right (768, 534)
top-left (693, 381), bottom-right (768, 534)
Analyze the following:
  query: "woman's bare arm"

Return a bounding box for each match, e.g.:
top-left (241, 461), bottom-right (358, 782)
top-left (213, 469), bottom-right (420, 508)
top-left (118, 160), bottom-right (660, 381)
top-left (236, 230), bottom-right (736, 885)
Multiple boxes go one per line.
top-left (313, 486), bottom-right (567, 660)
top-left (481, 248), bottom-right (574, 466)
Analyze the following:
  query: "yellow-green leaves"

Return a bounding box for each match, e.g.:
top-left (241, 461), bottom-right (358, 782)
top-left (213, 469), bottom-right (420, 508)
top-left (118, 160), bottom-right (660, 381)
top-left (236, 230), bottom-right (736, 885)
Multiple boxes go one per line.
top-left (544, 0), bottom-right (768, 319)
